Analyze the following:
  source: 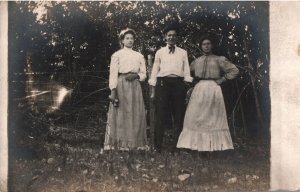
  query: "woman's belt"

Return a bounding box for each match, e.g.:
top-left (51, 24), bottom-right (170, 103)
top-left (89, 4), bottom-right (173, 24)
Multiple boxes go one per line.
top-left (157, 76), bottom-right (184, 80)
top-left (194, 77), bottom-right (218, 80)
top-left (118, 72), bottom-right (136, 76)
top-left (194, 77), bottom-right (218, 82)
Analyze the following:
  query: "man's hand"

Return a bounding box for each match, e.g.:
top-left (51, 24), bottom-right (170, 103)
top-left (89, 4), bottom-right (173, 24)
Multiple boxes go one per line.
top-left (150, 86), bottom-right (155, 102)
top-left (125, 73), bottom-right (139, 81)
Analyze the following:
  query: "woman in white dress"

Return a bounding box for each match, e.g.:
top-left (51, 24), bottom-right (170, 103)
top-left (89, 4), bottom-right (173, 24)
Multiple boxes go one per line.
top-left (177, 36), bottom-right (239, 151)
top-left (104, 28), bottom-right (147, 150)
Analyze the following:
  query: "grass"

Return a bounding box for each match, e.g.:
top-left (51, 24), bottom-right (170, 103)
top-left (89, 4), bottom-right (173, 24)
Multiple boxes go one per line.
top-left (10, 141), bottom-right (269, 192)
top-left (9, 103), bottom-right (270, 192)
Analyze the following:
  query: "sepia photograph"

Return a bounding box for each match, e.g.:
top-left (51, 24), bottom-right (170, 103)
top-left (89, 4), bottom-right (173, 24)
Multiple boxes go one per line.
top-left (0, 1), bottom-right (299, 192)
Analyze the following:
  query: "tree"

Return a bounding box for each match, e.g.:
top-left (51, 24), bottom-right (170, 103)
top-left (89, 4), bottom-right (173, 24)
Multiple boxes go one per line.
top-left (9, 1), bottom-right (270, 139)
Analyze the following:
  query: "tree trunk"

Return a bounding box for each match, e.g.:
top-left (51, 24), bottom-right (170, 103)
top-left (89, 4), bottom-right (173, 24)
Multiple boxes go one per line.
top-left (227, 50), bottom-right (248, 137)
top-left (147, 54), bottom-right (155, 148)
top-left (243, 38), bottom-right (264, 140)
top-left (235, 81), bottom-right (248, 136)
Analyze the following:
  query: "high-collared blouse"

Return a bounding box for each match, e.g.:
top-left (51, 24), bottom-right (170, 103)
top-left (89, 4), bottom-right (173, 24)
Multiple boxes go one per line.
top-left (148, 45), bottom-right (193, 86)
top-left (191, 54), bottom-right (239, 80)
top-left (109, 47), bottom-right (146, 90)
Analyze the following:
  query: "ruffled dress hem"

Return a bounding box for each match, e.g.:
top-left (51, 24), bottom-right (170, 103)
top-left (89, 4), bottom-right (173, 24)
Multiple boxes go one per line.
top-left (177, 129), bottom-right (234, 152)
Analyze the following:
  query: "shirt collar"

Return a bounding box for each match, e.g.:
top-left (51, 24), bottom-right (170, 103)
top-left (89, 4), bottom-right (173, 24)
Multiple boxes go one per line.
top-left (166, 44), bottom-right (176, 48)
top-left (204, 52), bottom-right (212, 56)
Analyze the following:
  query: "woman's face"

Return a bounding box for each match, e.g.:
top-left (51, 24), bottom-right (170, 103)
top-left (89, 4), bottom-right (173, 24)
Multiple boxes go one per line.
top-left (201, 39), bottom-right (212, 54)
top-left (122, 33), bottom-right (134, 48)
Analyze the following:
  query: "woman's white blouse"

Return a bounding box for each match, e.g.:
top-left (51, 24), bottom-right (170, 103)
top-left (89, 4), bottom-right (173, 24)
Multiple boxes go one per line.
top-left (109, 47), bottom-right (146, 90)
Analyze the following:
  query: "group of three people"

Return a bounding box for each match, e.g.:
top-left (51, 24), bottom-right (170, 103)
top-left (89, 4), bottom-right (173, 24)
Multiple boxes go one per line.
top-left (104, 24), bottom-right (239, 153)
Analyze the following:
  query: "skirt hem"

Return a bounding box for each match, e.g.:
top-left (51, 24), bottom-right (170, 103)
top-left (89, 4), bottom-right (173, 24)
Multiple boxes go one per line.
top-left (177, 129), bottom-right (234, 152)
top-left (104, 136), bottom-right (148, 151)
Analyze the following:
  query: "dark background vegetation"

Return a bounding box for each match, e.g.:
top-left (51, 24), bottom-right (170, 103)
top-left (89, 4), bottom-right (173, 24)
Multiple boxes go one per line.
top-left (8, 1), bottom-right (270, 191)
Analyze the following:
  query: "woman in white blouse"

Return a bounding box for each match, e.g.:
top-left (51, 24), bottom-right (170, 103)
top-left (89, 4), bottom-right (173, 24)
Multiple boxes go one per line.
top-left (104, 28), bottom-right (147, 150)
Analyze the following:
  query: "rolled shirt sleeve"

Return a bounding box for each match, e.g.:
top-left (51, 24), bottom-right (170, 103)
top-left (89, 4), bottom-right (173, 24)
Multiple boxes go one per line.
top-left (219, 56), bottom-right (239, 80)
top-left (148, 50), bottom-right (161, 86)
top-left (108, 54), bottom-right (119, 90)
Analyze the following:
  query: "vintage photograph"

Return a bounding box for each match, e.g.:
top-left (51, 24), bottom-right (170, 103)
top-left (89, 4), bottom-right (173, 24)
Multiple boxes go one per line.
top-left (8, 1), bottom-right (270, 191)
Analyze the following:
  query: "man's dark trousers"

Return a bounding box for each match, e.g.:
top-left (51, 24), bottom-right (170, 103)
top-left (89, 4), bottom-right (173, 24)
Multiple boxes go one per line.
top-left (154, 77), bottom-right (187, 152)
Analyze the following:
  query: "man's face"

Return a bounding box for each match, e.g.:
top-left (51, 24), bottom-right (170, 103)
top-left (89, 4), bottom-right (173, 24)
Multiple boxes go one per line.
top-left (165, 30), bottom-right (177, 45)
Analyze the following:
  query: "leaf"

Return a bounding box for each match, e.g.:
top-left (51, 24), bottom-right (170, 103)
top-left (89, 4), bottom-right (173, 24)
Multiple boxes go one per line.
top-left (158, 165), bottom-right (165, 169)
top-left (142, 174), bottom-right (152, 180)
top-left (246, 174), bottom-right (251, 180)
top-left (227, 177), bottom-right (237, 184)
top-left (47, 158), bottom-right (55, 164)
top-left (224, 171), bottom-right (232, 177)
top-left (135, 164), bottom-right (141, 170)
top-left (178, 174), bottom-right (190, 181)
top-left (252, 175), bottom-right (259, 180)
top-left (201, 167), bottom-right (208, 174)
top-left (82, 169), bottom-right (88, 175)
top-left (32, 175), bottom-right (39, 181)
top-left (212, 185), bottom-right (218, 189)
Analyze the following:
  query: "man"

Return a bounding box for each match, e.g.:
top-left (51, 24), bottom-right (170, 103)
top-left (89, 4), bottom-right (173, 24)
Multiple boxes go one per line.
top-left (148, 22), bottom-right (193, 153)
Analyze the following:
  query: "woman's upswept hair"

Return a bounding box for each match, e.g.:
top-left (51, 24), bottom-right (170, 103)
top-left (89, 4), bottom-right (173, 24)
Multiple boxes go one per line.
top-left (199, 34), bottom-right (215, 47)
top-left (119, 28), bottom-right (136, 40)
top-left (118, 28), bottom-right (136, 48)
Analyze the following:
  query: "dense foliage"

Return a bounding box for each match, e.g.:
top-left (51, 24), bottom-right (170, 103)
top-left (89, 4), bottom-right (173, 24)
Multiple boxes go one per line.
top-left (9, 1), bottom-right (270, 144)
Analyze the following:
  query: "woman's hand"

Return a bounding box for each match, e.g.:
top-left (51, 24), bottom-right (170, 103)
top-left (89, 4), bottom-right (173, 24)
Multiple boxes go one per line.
top-left (109, 89), bottom-right (119, 107)
top-left (215, 77), bottom-right (227, 85)
top-left (109, 89), bottom-right (117, 101)
top-left (185, 87), bottom-right (194, 104)
top-left (184, 81), bottom-right (192, 89)
top-left (125, 73), bottom-right (139, 81)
